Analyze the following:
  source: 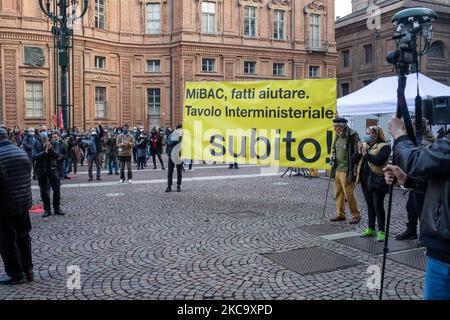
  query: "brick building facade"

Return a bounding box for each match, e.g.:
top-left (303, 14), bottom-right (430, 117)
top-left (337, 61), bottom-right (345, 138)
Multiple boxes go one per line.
top-left (0, 0), bottom-right (337, 131)
top-left (336, 0), bottom-right (450, 98)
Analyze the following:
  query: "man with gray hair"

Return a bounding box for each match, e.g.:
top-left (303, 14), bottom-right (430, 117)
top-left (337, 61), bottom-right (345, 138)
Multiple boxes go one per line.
top-left (0, 127), bottom-right (33, 284)
top-left (329, 118), bottom-right (361, 224)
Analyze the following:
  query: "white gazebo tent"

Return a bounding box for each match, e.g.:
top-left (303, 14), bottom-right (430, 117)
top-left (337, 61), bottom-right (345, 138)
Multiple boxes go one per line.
top-left (337, 73), bottom-right (450, 116)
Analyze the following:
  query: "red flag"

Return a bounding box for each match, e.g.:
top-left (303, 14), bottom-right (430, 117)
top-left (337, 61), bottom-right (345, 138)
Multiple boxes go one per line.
top-left (53, 112), bottom-right (57, 128)
top-left (59, 108), bottom-right (64, 129)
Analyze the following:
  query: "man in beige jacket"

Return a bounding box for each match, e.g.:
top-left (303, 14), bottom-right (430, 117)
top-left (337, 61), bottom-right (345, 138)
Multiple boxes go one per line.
top-left (116, 124), bottom-right (135, 183)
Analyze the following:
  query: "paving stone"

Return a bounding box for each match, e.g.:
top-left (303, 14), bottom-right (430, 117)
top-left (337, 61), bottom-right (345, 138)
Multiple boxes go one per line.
top-left (0, 165), bottom-right (423, 300)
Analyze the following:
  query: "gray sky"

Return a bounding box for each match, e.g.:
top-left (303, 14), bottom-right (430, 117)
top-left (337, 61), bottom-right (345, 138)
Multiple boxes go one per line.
top-left (335, 0), bottom-right (353, 19)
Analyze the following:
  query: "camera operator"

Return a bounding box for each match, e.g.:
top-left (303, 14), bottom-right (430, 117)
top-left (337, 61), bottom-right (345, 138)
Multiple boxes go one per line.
top-left (384, 117), bottom-right (450, 300)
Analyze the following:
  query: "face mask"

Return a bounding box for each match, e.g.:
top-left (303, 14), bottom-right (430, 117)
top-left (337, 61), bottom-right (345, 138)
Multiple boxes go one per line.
top-left (62, 133), bottom-right (67, 138)
top-left (14, 129), bottom-right (19, 133)
top-left (40, 132), bottom-right (48, 140)
top-left (363, 135), bottom-right (373, 144)
top-left (123, 129), bottom-right (129, 135)
top-left (91, 131), bottom-right (97, 136)
top-left (117, 130), bottom-right (122, 135)
top-left (29, 131), bottom-right (35, 136)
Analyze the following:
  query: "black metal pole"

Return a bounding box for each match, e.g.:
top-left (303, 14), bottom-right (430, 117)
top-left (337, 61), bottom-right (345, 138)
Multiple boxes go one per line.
top-left (379, 69), bottom-right (408, 301)
top-left (59, 0), bottom-right (68, 130)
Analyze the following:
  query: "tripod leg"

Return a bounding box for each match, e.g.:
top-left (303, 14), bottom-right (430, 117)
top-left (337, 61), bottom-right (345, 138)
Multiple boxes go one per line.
top-left (380, 184), bottom-right (394, 300)
top-left (321, 177), bottom-right (333, 222)
top-left (281, 167), bottom-right (291, 178)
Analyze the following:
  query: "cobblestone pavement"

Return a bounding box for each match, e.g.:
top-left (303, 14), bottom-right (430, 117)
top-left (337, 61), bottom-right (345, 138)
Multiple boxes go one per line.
top-left (0, 161), bottom-right (424, 300)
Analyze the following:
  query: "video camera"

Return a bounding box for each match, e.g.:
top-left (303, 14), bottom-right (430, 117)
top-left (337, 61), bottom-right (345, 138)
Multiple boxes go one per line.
top-left (386, 8), bottom-right (437, 69)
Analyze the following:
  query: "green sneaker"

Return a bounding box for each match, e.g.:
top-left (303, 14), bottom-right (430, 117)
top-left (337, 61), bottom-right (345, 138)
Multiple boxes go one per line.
top-left (377, 231), bottom-right (386, 242)
top-left (361, 228), bottom-right (376, 238)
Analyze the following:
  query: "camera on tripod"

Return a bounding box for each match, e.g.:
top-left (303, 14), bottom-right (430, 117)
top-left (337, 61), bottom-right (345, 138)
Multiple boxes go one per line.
top-left (386, 8), bottom-right (437, 68)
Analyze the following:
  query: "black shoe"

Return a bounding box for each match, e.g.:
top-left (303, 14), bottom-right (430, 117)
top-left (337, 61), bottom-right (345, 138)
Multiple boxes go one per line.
top-left (0, 275), bottom-right (25, 285)
top-left (165, 186), bottom-right (172, 192)
top-left (162, 167), bottom-right (166, 170)
top-left (88, 177), bottom-right (93, 181)
top-left (64, 176), bottom-right (71, 180)
top-left (177, 185), bottom-right (181, 192)
top-left (42, 211), bottom-right (52, 218)
top-left (54, 210), bottom-right (65, 216)
top-left (24, 269), bottom-right (34, 282)
top-left (153, 166), bottom-right (157, 170)
top-left (115, 172), bottom-right (120, 175)
top-left (108, 173), bottom-right (112, 176)
top-left (330, 216), bottom-right (345, 222)
top-left (97, 177), bottom-right (102, 181)
top-left (395, 231), bottom-right (418, 241)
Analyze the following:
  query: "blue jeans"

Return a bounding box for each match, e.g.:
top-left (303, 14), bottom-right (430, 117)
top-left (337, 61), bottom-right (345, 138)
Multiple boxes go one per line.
top-left (108, 155), bottom-right (119, 174)
top-left (424, 256), bottom-right (450, 300)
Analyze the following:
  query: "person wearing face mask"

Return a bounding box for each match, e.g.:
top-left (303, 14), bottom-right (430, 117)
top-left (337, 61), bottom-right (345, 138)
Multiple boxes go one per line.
top-left (104, 128), bottom-right (119, 176)
top-left (150, 128), bottom-right (165, 170)
top-left (83, 126), bottom-right (103, 182)
top-left (136, 132), bottom-right (148, 170)
top-left (116, 124), bottom-right (135, 183)
top-left (329, 118), bottom-right (361, 224)
top-left (22, 127), bottom-right (37, 180)
top-left (32, 126), bottom-right (64, 217)
top-left (165, 124), bottom-right (183, 192)
top-left (354, 126), bottom-right (391, 242)
top-left (132, 127), bottom-right (139, 164)
top-left (53, 131), bottom-right (68, 181)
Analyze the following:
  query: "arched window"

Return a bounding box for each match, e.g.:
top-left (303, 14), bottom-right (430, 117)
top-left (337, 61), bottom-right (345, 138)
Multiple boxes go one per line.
top-left (428, 42), bottom-right (445, 58)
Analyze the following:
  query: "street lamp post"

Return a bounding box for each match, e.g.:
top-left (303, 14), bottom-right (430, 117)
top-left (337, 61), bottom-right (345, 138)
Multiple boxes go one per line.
top-left (38, 0), bottom-right (89, 131)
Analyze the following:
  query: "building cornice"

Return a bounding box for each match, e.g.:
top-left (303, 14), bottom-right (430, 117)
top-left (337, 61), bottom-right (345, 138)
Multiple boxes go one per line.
top-left (0, 30), bottom-right (338, 58)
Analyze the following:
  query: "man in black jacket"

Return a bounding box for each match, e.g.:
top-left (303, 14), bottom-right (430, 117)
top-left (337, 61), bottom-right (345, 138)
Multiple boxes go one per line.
top-left (33, 126), bottom-right (65, 218)
top-left (385, 117), bottom-right (450, 300)
top-left (165, 124), bottom-right (183, 192)
top-left (0, 128), bottom-right (34, 285)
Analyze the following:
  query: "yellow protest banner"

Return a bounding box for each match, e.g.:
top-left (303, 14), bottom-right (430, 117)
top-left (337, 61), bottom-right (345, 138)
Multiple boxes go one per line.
top-left (181, 79), bottom-right (336, 169)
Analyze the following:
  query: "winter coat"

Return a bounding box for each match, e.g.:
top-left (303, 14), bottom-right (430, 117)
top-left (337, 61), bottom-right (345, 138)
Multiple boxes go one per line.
top-left (32, 138), bottom-right (59, 172)
top-left (330, 127), bottom-right (360, 183)
top-left (116, 133), bottom-right (135, 157)
top-left (0, 140), bottom-right (32, 218)
top-left (395, 134), bottom-right (450, 264)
